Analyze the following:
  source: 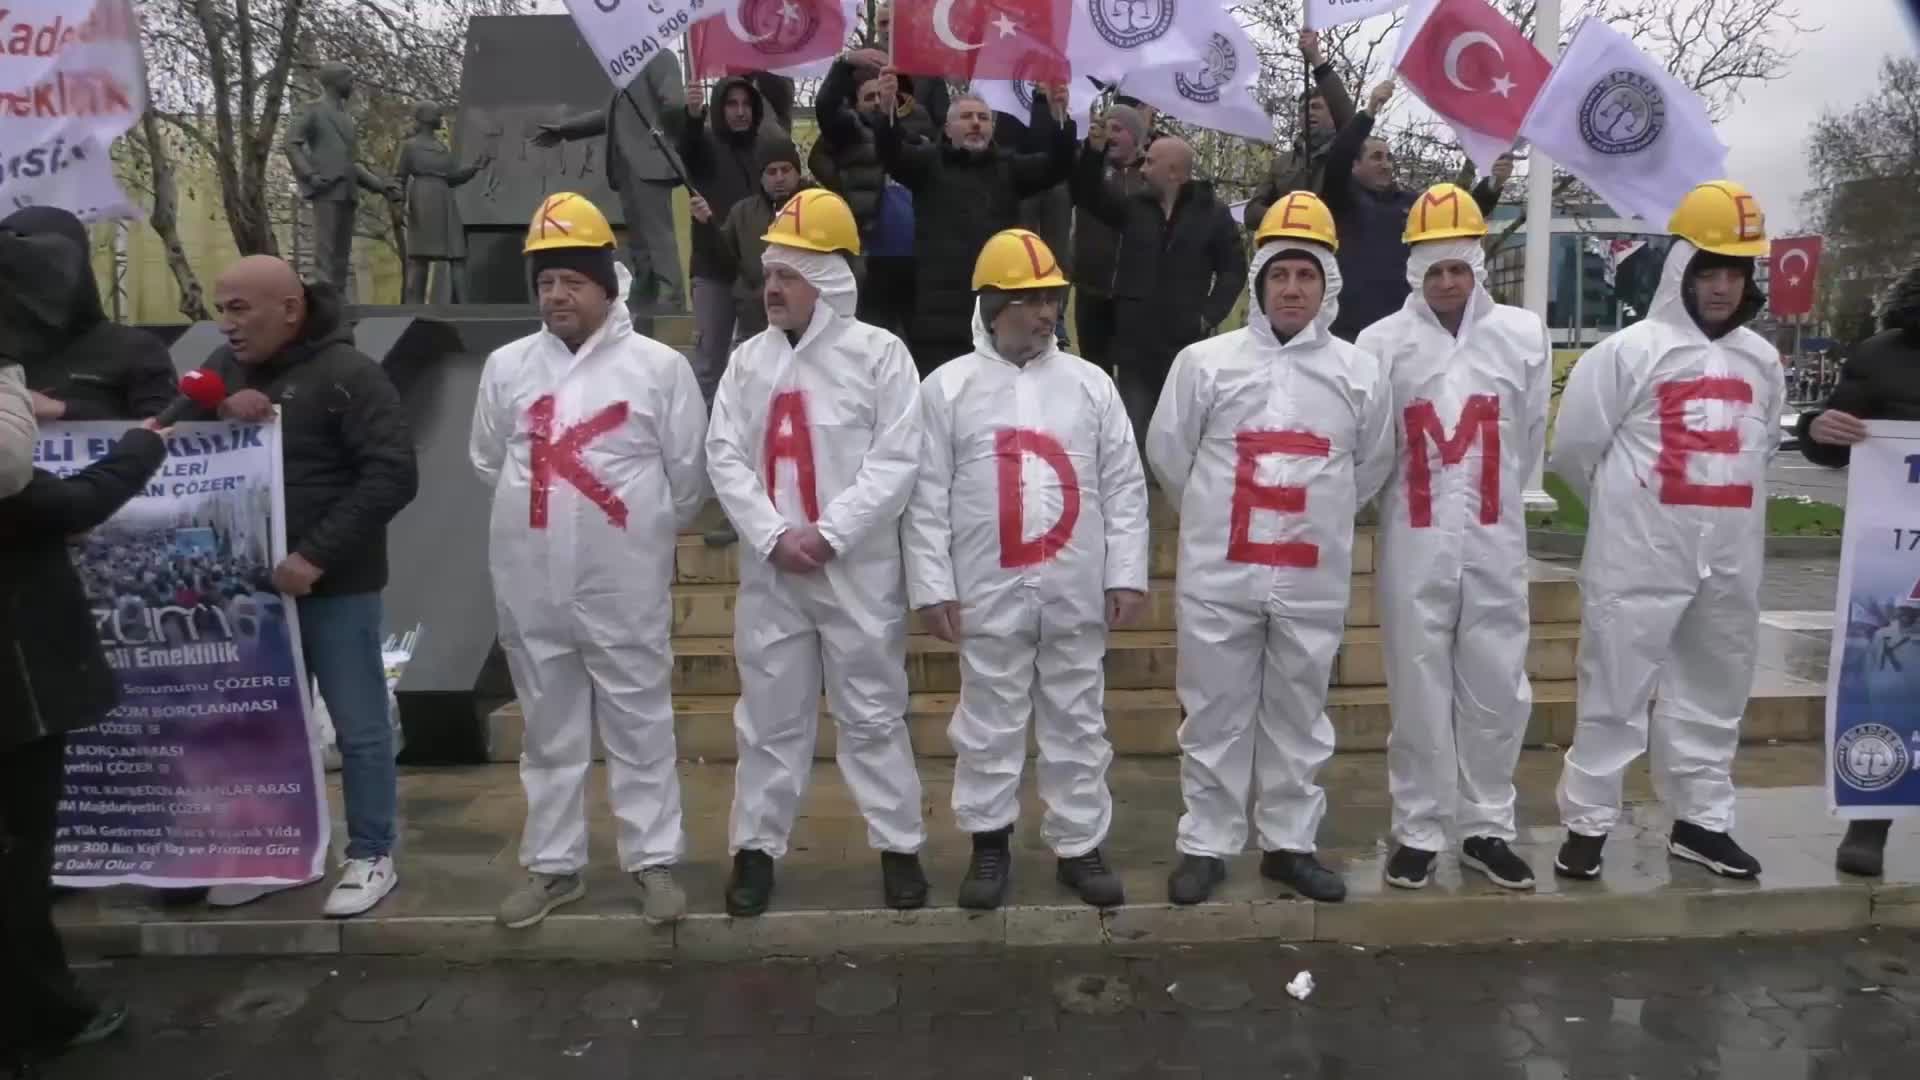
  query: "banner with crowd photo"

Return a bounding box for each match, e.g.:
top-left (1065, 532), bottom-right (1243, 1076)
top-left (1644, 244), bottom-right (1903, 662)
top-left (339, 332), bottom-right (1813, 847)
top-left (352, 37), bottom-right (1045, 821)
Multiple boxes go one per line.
top-left (1827, 420), bottom-right (1920, 819)
top-left (43, 421), bottom-right (328, 889)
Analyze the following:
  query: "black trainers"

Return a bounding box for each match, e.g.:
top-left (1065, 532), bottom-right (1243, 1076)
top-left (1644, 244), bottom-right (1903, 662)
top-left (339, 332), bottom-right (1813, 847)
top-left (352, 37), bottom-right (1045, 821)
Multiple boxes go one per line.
top-left (1056, 848), bottom-right (1125, 908)
top-left (1554, 831), bottom-right (1606, 880)
top-left (881, 851), bottom-right (929, 909)
top-left (1260, 850), bottom-right (1347, 902)
top-left (957, 828), bottom-right (1013, 910)
top-left (725, 849), bottom-right (776, 917)
top-left (1669, 822), bottom-right (1761, 879)
top-left (1462, 836), bottom-right (1536, 890)
top-left (1383, 845), bottom-right (1437, 890)
top-left (1166, 854), bottom-right (1226, 905)
top-left (1836, 819), bottom-right (1891, 877)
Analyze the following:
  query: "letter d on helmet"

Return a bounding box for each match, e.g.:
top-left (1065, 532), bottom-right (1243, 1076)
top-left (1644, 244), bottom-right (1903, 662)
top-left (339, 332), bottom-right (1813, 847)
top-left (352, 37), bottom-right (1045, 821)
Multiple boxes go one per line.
top-left (973, 228), bottom-right (1070, 291)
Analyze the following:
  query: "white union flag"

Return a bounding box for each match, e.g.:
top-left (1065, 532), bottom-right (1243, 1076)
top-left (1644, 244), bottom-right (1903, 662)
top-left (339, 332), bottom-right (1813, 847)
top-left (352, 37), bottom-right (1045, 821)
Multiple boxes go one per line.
top-left (1305, 0), bottom-right (1409, 31)
top-left (1117, 0), bottom-right (1270, 141)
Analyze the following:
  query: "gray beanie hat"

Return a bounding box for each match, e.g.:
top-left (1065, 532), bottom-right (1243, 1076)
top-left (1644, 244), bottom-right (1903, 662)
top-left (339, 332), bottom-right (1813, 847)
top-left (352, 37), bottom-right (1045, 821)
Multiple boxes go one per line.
top-left (1105, 104), bottom-right (1147, 153)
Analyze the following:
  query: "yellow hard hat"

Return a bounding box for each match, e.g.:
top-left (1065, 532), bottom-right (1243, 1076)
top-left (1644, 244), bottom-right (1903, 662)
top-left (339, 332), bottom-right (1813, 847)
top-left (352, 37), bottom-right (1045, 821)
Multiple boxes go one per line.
top-left (1668, 180), bottom-right (1767, 257)
top-left (523, 192), bottom-right (614, 253)
top-left (1255, 191), bottom-right (1339, 252)
top-left (1403, 183), bottom-right (1487, 244)
top-left (972, 228), bottom-right (1070, 291)
top-left (762, 189), bottom-right (861, 256)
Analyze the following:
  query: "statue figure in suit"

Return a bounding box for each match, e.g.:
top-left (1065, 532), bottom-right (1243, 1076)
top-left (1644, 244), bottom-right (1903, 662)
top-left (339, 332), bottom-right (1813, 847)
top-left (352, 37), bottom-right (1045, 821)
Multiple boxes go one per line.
top-left (285, 63), bottom-right (402, 291)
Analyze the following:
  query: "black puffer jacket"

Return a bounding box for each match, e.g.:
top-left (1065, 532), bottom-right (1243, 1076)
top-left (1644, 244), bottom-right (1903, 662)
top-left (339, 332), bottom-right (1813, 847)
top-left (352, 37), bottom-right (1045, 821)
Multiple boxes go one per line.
top-left (1799, 263), bottom-right (1920, 467)
top-left (679, 76), bottom-right (783, 281)
top-left (809, 59), bottom-right (935, 235)
top-left (1, 206), bottom-right (175, 420)
top-left (0, 427), bottom-right (166, 751)
top-left (877, 108), bottom-right (1075, 345)
top-left (1072, 155), bottom-right (1147, 295)
top-left (192, 284), bottom-right (418, 596)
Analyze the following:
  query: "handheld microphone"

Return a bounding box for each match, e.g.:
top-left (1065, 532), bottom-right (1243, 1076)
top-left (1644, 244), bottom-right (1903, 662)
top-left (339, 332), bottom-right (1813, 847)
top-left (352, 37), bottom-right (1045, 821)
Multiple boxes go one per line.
top-left (153, 369), bottom-right (229, 427)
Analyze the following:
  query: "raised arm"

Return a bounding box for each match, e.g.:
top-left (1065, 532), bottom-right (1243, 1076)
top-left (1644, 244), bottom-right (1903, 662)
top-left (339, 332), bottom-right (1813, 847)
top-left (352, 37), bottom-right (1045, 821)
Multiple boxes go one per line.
top-left (0, 428), bottom-right (166, 536)
top-left (876, 107), bottom-right (938, 191)
top-left (1068, 140), bottom-right (1127, 229)
top-left (1009, 107), bottom-right (1075, 197)
top-left (1320, 109), bottom-right (1372, 214)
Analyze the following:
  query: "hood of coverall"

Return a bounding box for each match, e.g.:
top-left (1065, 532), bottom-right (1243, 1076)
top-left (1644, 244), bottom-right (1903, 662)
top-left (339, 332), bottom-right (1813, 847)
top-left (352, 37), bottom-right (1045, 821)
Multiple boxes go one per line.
top-left (1649, 240), bottom-right (1766, 341)
top-left (1402, 236), bottom-right (1495, 335)
top-left (761, 243), bottom-right (858, 350)
top-left (1248, 239), bottom-right (1343, 351)
top-left (969, 293), bottom-right (1066, 368)
top-left (542, 261), bottom-right (636, 354)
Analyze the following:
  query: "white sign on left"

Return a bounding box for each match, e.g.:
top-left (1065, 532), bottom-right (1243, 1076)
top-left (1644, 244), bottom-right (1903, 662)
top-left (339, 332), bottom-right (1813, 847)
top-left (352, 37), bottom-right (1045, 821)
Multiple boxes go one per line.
top-left (564, 0), bottom-right (723, 89)
top-left (0, 0), bottom-right (146, 221)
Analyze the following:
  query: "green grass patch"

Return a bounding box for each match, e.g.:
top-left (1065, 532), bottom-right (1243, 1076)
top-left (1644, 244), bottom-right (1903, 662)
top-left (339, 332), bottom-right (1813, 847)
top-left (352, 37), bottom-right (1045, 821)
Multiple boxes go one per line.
top-left (1524, 474), bottom-right (1842, 537)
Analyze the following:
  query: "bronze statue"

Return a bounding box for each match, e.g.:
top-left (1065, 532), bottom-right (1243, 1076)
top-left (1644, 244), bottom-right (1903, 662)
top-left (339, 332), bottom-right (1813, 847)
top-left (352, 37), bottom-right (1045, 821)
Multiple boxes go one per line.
top-left (393, 102), bottom-right (491, 304)
top-left (285, 63), bottom-right (401, 292)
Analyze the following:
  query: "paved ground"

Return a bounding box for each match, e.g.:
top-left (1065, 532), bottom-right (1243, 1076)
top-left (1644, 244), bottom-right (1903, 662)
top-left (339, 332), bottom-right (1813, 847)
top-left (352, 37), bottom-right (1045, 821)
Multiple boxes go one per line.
top-left (1771, 456), bottom-right (1849, 508)
top-left (36, 930), bottom-right (1920, 1079)
top-left (1762, 556), bottom-right (1840, 615)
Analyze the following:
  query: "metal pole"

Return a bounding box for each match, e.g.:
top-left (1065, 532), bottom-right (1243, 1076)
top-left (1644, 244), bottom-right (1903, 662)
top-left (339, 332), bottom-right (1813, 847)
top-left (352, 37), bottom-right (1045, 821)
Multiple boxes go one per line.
top-left (1522, 0), bottom-right (1560, 513)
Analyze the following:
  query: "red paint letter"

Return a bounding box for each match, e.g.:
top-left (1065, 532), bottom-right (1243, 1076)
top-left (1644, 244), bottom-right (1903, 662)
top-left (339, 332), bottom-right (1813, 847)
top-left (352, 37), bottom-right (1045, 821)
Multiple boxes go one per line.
top-left (1655, 377), bottom-right (1754, 508)
top-left (1227, 430), bottom-right (1330, 568)
top-left (527, 395), bottom-right (631, 529)
top-left (1403, 395), bottom-right (1502, 528)
top-left (764, 390), bottom-right (821, 522)
top-left (995, 428), bottom-right (1080, 568)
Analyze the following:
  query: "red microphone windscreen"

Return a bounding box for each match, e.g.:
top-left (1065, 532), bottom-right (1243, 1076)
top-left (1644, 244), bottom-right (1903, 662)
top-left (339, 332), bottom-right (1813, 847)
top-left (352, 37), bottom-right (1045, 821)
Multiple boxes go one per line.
top-left (179, 369), bottom-right (228, 408)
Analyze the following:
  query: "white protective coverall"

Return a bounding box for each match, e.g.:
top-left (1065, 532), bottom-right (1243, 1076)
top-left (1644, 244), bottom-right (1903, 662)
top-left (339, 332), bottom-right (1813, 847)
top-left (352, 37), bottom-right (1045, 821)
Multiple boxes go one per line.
top-left (1147, 241), bottom-right (1395, 858)
top-left (1356, 239), bottom-right (1551, 853)
top-left (706, 245), bottom-right (927, 859)
top-left (902, 303), bottom-right (1150, 856)
top-left (470, 264), bottom-right (710, 874)
top-left (1551, 240), bottom-right (1784, 836)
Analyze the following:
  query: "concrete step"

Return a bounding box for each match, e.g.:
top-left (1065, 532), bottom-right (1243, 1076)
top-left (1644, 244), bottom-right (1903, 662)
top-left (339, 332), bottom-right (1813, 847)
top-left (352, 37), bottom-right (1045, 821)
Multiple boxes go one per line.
top-left (484, 677), bottom-right (1826, 764)
top-left (674, 527), bottom-right (1379, 585)
top-left (55, 747), bottom-right (1911, 961)
top-left (665, 562), bottom-right (1582, 637)
top-left (660, 623), bottom-right (1580, 697)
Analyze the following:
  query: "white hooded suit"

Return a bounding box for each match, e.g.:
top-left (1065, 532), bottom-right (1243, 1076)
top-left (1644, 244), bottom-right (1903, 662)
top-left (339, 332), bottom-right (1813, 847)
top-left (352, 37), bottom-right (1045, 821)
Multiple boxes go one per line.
top-left (1147, 241), bottom-right (1396, 858)
top-left (706, 246), bottom-right (927, 859)
top-left (1550, 240), bottom-right (1784, 836)
top-left (1357, 239), bottom-right (1551, 853)
top-left (903, 304), bottom-right (1150, 856)
top-left (470, 266), bottom-right (710, 874)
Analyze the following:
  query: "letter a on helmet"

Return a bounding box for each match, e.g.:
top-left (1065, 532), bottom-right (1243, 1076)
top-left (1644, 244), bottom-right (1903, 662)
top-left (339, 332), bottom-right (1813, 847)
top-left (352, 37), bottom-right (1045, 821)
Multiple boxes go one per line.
top-left (762, 189), bottom-right (862, 256)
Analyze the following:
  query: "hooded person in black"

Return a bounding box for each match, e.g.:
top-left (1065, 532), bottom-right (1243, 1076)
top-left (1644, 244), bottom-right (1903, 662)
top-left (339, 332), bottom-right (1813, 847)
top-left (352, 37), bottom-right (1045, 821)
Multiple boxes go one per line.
top-left (679, 74), bottom-right (783, 405)
top-left (1800, 259), bottom-right (1920, 879)
top-left (0, 206), bottom-right (176, 421)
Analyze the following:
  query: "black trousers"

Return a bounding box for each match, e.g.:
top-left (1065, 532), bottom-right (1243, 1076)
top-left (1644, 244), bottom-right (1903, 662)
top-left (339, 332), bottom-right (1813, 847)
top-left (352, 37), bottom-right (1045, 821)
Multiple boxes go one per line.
top-left (0, 732), bottom-right (93, 1062)
top-left (1075, 289), bottom-right (1119, 370)
top-left (859, 256), bottom-right (916, 339)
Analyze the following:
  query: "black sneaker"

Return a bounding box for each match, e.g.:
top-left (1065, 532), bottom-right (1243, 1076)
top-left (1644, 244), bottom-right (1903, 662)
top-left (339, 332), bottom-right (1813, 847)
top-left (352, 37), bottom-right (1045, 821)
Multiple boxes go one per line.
top-left (1056, 848), bottom-right (1125, 908)
top-left (881, 851), bottom-right (929, 910)
top-left (1668, 822), bottom-right (1761, 879)
top-left (1461, 836), bottom-right (1536, 890)
top-left (1260, 850), bottom-right (1347, 903)
top-left (1554, 831), bottom-right (1606, 880)
top-left (1383, 845), bottom-right (1437, 890)
top-left (957, 828), bottom-right (1012, 910)
top-left (1836, 819), bottom-right (1891, 877)
top-left (725, 849), bottom-right (776, 917)
top-left (1166, 854), bottom-right (1226, 905)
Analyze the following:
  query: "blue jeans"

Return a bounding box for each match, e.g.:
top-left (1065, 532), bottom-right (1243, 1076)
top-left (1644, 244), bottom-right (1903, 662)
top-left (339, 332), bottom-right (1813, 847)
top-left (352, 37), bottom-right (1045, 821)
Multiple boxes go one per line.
top-left (298, 592), bottom-right (395, 860)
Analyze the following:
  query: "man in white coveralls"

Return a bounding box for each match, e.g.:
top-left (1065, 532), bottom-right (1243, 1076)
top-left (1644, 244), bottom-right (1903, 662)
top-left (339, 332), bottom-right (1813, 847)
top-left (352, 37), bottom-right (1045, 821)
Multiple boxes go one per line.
top-left (705, 188), bottom-right (929, 917)
top-left (904, 228), bottom-right (1150, 910)
top-left (470, 192), bottom-right (710, 930)
top-left (1147, 190), bottom-right (1395, 906)
top-left (1551, 180), bottom-right (1784, 882)
top-left (1356, 183), bottom-right (1550, 892)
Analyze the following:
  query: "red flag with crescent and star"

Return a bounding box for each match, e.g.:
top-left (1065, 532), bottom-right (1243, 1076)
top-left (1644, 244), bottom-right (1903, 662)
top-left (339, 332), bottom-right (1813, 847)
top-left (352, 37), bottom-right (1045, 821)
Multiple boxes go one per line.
top-left (1769, 236), bottom-right (1824, 320)
top-left (890, 0), bottom-right (1070, 83)
top-left (1393, 0), bottom-right (1552, 175)
top-left (691, 0), bottom-right (857, 79)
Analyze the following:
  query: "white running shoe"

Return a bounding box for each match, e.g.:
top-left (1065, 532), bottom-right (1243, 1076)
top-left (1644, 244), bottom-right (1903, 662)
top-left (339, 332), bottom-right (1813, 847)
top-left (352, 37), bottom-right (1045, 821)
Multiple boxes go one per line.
top-left (323, 856), bottom-right (397, 918)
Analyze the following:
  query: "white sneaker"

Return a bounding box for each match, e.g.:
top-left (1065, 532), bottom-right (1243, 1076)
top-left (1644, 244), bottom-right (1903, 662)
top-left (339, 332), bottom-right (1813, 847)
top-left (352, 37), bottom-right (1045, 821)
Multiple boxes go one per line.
top-left (322, 856), bottom-right (397, 918)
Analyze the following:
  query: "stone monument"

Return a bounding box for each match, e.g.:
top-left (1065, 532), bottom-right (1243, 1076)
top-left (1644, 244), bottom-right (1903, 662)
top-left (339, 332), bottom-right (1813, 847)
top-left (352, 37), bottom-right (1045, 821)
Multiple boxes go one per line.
top-left (284, 63), bottom-right (402, 292)
top-left (393, 102), bottom-right (492, 304)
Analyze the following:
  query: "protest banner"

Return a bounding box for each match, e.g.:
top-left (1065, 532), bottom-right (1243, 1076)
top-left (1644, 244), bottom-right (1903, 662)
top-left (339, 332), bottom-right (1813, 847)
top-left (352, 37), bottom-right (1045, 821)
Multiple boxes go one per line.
top-left (39, 421), bottom-right (328, 888)
top-left (1826, 420), bottom-right (1920, 819)
top-left (0, 0), bottom-right (145, 220)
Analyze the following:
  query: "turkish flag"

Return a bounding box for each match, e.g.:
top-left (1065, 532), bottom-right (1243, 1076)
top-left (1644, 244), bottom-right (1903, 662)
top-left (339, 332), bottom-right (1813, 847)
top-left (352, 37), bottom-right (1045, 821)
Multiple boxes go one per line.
top-left (1394, 0), bottom-right (1552, 172)
top-left (691, 0), bottom-right (855, 79)
top-left (1769, 236), bottom-right (1824, 320)
top-left (890, 0), bottom-right (1070, 83)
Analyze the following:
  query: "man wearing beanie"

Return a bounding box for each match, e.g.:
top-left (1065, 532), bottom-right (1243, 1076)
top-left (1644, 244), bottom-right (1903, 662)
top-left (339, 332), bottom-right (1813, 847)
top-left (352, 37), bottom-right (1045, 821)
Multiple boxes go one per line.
top-left (904, 228), bottom-right (1148, 911)
top-left (706, 189), bottom-right (929, 918)
top-left (691, 136), bottom-right (814, 342)
top-left (1070, 104), bottom-right (1149, 371)
top-left (1551, 181), bottom-right (1783, 884)
top-left (472, 192), bottom-right (710, 931)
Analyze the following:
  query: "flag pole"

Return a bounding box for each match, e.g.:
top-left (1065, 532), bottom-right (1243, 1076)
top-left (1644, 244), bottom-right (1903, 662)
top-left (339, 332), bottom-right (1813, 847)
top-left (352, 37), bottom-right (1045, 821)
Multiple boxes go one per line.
top-left (1522, 0), bottom-right (1560, 514)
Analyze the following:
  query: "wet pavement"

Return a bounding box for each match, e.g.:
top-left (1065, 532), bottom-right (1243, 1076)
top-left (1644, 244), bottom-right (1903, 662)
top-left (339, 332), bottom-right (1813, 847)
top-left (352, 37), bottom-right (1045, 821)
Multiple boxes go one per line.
top-left (38, 930), bottom-right (1920, 1078)
top-left (1771, 456), bottom-right (1848, 508)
